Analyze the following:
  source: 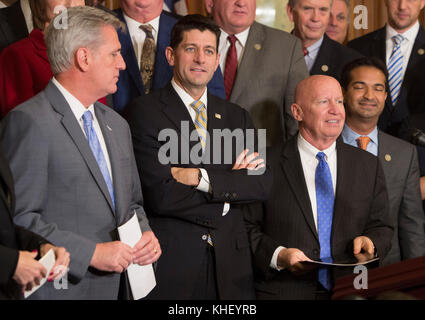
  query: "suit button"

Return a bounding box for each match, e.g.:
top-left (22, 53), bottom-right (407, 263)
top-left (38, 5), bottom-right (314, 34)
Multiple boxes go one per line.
top-left (232, 193), bottom-right (237, 199)
top-left (202, 235), bottom-right (207, 241)
top-left (225, 192), bottom-right (230, 198)
top-left (313, 249), bottom-right (319, 255)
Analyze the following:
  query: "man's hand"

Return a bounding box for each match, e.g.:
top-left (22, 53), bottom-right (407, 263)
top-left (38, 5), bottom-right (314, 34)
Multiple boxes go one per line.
top-left (132, 231), bottom-right (161, 265)
top-left (232, 149), bottom-right (265, 171)
top-left (12, 250), bottom-right (47, 293)
top-left (90, 241), bottom-right (133, 273)
top-left (353, 236), bottom-right (374, 255)
top-left (277, 248), bottom-right (312, 274)
top-left (40, 244), bottom-right (70, 282)
top-left (171, 167), bottom-right (200, 186)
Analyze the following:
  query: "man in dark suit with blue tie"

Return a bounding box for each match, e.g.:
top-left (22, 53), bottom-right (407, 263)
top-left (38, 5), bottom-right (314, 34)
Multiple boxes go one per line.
top-left (113, 0), bottom-right (225, 113)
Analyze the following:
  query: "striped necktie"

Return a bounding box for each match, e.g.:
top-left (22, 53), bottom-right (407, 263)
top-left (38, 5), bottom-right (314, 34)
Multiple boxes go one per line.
top-left (191, 100), bottom-right (207, 150)
top-left (388, 34), bottom-right (404, 106)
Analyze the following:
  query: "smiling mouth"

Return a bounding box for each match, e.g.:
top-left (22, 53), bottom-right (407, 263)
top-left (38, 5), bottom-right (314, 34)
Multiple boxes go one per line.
top-left (191, 67), bottom-right (206, 73)
top-left (326, 120), bottom-right (340, 124)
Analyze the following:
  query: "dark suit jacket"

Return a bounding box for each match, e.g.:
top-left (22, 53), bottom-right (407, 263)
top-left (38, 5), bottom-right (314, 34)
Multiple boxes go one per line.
top-left (244, 137), bottom-right (393, 299)
top-left (377, 131), bottom-right (425, 265)
top-left (0, 1), bottom-right (28, 53)
top-left (311, 34), bottom-right (362, 82)
top-left (0, 150), bottom-right (47, 300)
top-left (348, 26), bottom-right (425, 141)
top-left (113, 9), bottom-right (225, 113)
top-left (123, 83), bottom-right (272, 299)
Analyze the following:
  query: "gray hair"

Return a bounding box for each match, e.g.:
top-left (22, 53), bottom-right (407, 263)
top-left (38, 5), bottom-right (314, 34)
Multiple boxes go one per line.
top-left (288, 0), bottom-right (333, 9)
top-left (45, 6), bottom-right (124, 75)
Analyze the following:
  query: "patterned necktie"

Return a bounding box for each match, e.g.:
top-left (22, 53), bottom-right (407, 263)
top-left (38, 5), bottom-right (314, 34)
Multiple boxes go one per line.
top-left (315, 152), bottom-right (334, 291)
top-left (356, 136), bottom-right (371, 151)
top-left (139, 24), bottom-right (156, 94)
top-left (388, 34), bottom-right (404, 106)
top-left (224, 35), bottom-right (238, 100)
top-left (82, 111), bottom-right (115, 209)
top-left (191, 100), bottom-right (208, 150)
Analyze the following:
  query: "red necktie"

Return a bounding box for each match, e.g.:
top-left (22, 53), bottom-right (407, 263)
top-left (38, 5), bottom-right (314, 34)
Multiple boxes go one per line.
top-left (224, 35), bottom-right (238, 100)
top-left (303, 47), bottom-right (308, 56)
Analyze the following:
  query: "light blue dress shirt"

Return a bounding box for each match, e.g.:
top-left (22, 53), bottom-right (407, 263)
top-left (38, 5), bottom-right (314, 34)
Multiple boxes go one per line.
top-left (304, 36), bottom-right (324, 72)
top-left (341, 124), bottom-right (379, 156)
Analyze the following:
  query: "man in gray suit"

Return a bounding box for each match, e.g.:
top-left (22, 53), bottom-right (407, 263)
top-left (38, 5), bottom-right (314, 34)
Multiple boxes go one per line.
top-left (205, 0), bottom-right (308, 146)
top-left (1, 6), bottom-right (161, 299)
top-left (341, 57), bottom-right (425, 265)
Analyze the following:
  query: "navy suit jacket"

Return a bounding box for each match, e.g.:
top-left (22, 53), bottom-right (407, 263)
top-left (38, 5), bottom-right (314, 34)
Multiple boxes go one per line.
top-left (113, 9), bottom-right (225, 113)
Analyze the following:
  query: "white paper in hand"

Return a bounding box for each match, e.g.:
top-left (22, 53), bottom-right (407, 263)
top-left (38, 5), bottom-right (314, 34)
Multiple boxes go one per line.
top-left (24, 249), bottom-right (55, 299)
top-left (118, 212), bottom-right (156, 300)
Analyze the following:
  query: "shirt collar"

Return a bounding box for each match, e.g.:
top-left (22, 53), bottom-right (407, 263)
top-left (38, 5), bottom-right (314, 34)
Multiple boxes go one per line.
top-left (306, 35), bottom-right (324, 55)
top-left (51, 77), bottom-right (95, 122)
top-left (123, 12), bottom-right (160, 36)
top-left (386, 21), bottom-right (420, 43)
top-left (298, 133), bottom-right (336, 161)
top-left (342, 124), bottom-right (379, 145)
top-left (171, 78), bottom-right (208, 109)
top-left (219, 26), bottom-right (251, 49)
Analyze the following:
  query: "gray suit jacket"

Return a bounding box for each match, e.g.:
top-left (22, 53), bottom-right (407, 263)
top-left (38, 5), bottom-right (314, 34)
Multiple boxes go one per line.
top-left (378, 131), bottom-right (425, 265)
top-left (0, 81), bottom-right (151, 299)
top-left (229, 22), bottom-right (308, 147)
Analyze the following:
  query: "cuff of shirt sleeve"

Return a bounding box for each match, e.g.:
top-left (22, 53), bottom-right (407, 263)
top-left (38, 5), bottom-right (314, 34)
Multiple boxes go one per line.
top-left (270, 246), bottom-right (286, 271)
top-left (196, 168), bottom-right (211, 193)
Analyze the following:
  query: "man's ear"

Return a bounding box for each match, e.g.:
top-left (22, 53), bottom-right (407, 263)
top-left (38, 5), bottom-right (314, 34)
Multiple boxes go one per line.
top-left (291, 103), bottom-right (303, 121)
top-left (165, 46), bottom-right (175, 67)
top-left (286, 3), bottom-right (294, 23)
top-left (205, 0), bottom-right (213, 15)
top-left (74, 47), bottom-right (91, 72)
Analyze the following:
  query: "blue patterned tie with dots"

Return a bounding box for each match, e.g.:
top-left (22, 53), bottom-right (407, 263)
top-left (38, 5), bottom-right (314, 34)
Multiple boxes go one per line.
top-left (315, 151), bottom-right (334, 291)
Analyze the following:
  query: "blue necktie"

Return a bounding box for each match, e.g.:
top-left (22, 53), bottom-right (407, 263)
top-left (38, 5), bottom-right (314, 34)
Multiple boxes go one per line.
top-left (82, 111), bottom-right (115, 210)
top-left (315, 152), bottom-right (334, 291)
top-left (388, 34), bottom-right (404, 106)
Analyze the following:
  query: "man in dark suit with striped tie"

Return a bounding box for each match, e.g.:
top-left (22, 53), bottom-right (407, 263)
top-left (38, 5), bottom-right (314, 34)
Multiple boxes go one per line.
top-left (124, 14), bottom-right (272, 300)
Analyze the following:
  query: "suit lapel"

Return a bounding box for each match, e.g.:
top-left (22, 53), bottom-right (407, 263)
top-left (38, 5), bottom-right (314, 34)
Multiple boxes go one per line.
top-left (45, 82), bottom-right (115, 215)
top-left (281, 139), bottom-right (319, 242)
top-left (332, 140), bottom-right (352, 237)
top-left (160, 84), bottom-right (200, 152)
top-left (372, 27), bottom-right (387, 64)
top-left (0, 151), bottom-right (14, 214)
top-left (152, 11), bottom-right (174, 90)
top-left (117, 9), bottom-right (144, 95)
top-left (230, 22), bottom-right (264, 102)
top-left (405, 27), bottom-right (425, 83)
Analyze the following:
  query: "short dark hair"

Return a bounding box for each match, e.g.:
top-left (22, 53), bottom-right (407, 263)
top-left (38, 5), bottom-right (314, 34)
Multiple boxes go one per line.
top-left (170, 14), bottom-right (221, 51)
top-left (341, 57), bottom-right (389, 91)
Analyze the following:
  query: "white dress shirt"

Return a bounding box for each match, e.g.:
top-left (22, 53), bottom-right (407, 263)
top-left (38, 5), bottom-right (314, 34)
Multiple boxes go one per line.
top-left (270, 133), bottom-right (337, 270)
top-left (171, 79), bottom-right (230, 216)
top-left (52, 78), bottom-right (113, 182)
top-left (0, 2), bottom-right (6, 9)
top-left (304, 36), bottom-right (324, 72)
top-left (386, 21), bottom-right (420, 84)
top-left (218, 27), bottom-right (250, 74)
top-left (123, 13), bottom-right (160, 70)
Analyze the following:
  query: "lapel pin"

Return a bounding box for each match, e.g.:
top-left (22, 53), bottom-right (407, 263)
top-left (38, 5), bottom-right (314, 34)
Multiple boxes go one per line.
top-left (385, 154), bottom-right (391, 162)
top-left (106, 125), bottom-right (112, 131)
top-left (418, 48), bottom-right (425, 56)
top-left (215, 113), bottom-right (221, 119)
top-left (254, 43), bottom-right (261, 51)
top-left (321, 65), bottom-right (329, 72)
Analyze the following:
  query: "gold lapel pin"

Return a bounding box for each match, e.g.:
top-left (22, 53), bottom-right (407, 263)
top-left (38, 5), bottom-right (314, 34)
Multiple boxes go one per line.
top-left (385, 154), bottom-right (392, 162)
top-left (254, 43), bottom-right (261, 51)
top-left (418, 48), bottom-right (425, 56)
top-left (215, 113), bottom-right (221, 119)
top-left (321, 65), bottom-right (329, 72)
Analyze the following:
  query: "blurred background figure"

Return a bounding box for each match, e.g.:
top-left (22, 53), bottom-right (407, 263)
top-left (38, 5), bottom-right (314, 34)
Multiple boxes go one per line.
top-left (0, 0), bottom-right (84, 118)
top-left (325, 0), bottom-right (349, 44)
